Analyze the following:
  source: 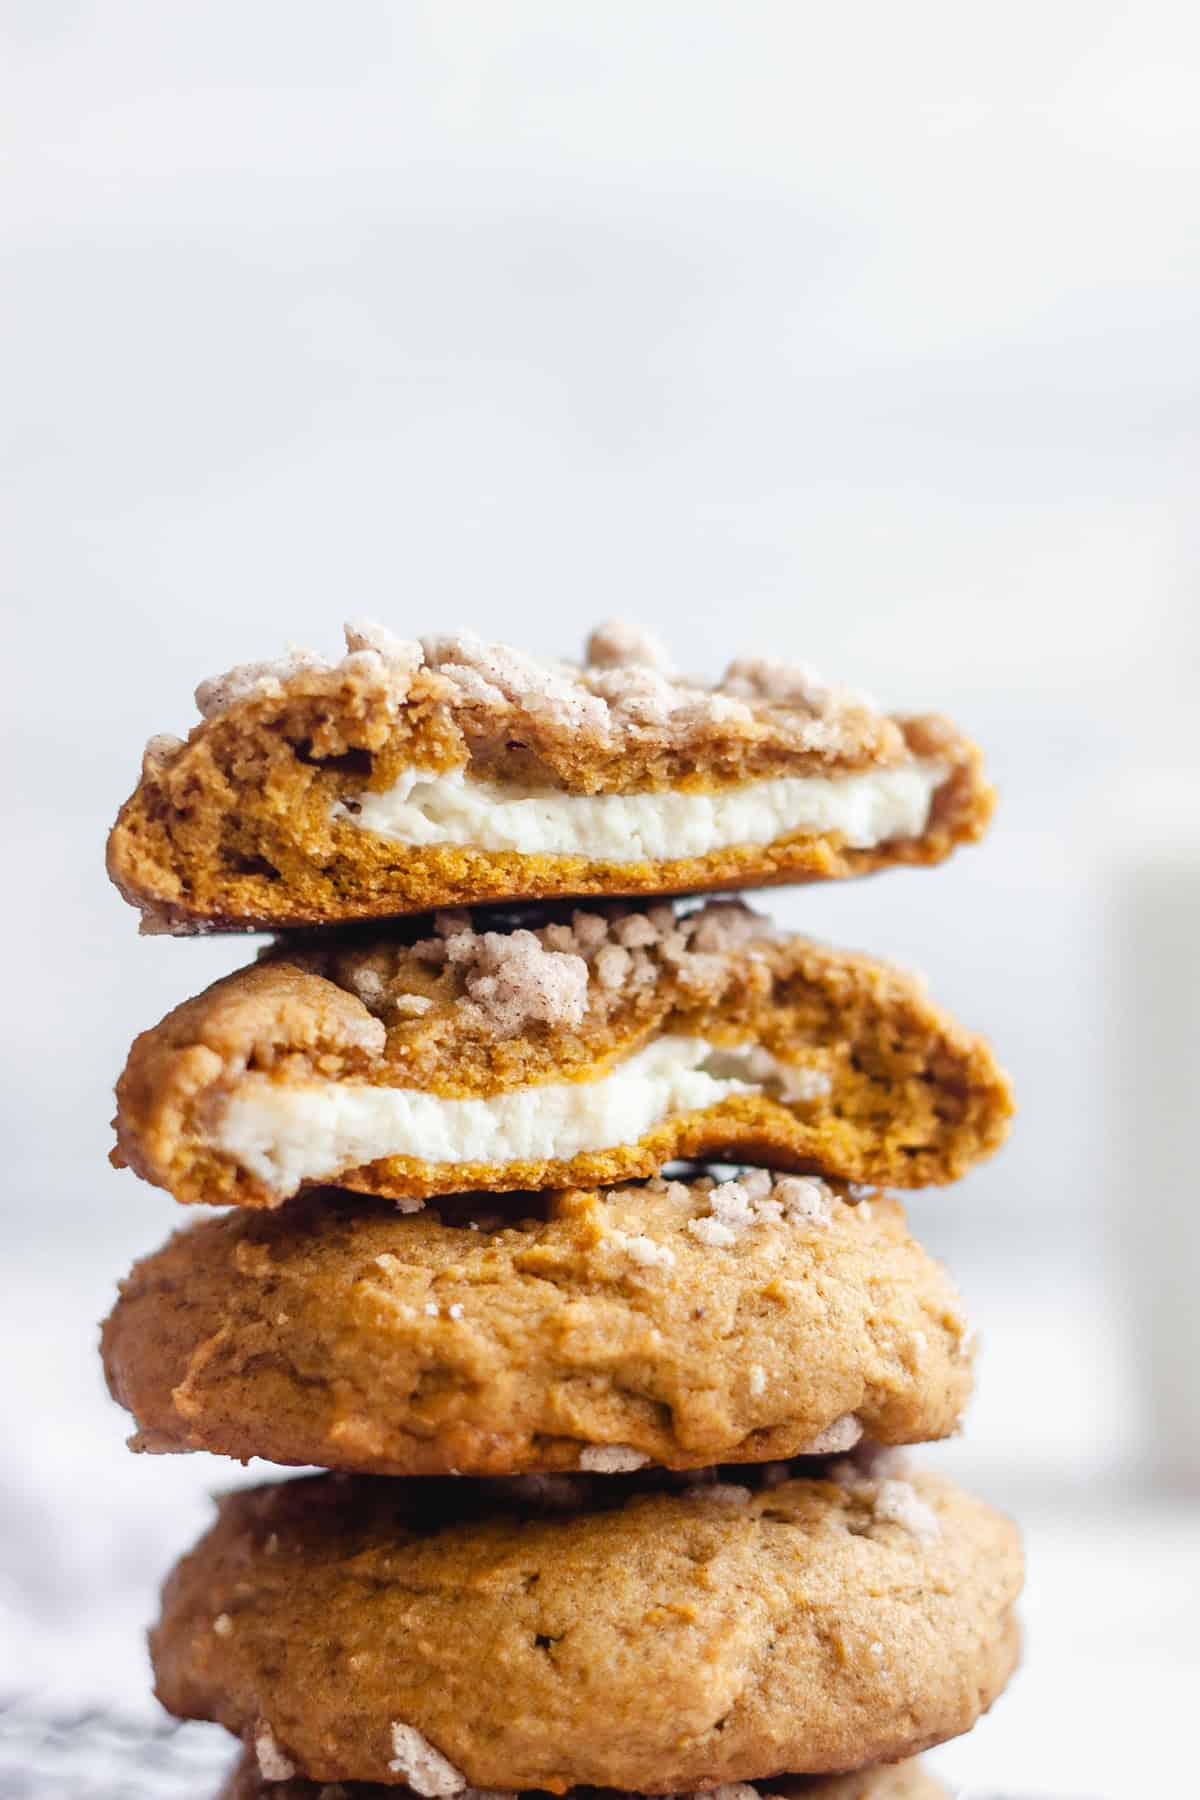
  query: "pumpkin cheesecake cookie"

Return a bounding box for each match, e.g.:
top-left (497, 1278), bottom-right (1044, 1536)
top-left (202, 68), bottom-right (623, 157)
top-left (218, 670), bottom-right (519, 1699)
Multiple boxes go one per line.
top-left (101, 1173), bottom-right (973, 1476)
top-left (153, 1455), bottom-right (1021, 1791)
top-left (112, 899), bottom-right (1011, 1208)
top-left (218, 1748), bottom-right (948, 1799)
top-left (106, 620), bottom-right (993, 933)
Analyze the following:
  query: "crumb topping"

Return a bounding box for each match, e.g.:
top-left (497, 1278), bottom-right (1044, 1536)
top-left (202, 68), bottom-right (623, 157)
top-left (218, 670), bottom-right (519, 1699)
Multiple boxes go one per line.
top-left (187, 619), bottom-right (895, 763)
top-left (326, 897), bottom-right (777, 1036)
top-left (674, 1168), bottom-right (835, 1249)
top-left (803, 1413), bottom-right (863, 1455)
top-left (406, 922), bottom-right (590, 1038)
top-left (254, 1722), bottom-right (296, 1782)
top-left (606, 1228), bottom-right (677, 1271)
top-left (829, 1446), bottom-right (940, 1543)
top-left (584, 618), bottom-right (675, 671)
top-left (196, 647), bottom-right (328, 720)
top-left (577, 1445), bottom-right (650, 1473)
top-left (694, 1483), bottom-right (753, 1506)
top-left (387, 1722), bottom-right (468, 1796)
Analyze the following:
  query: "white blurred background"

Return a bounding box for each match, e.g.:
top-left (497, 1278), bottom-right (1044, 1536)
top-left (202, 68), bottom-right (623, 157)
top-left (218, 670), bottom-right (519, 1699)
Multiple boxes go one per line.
top-left (2, 4), bottom-right (1198, 1794)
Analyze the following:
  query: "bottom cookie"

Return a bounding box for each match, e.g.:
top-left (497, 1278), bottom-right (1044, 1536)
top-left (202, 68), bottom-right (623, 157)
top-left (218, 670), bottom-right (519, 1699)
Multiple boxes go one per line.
top-left (219, 1751), bottom-right (948, 1799)
top-left (153, 1453), bottom-right (1021, 1791)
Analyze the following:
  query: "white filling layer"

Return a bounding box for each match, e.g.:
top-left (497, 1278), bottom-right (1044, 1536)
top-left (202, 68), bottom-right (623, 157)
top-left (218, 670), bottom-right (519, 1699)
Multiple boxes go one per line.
top-left (336, 759), bottom-right (946, 861)
top-left (213, 1037), bottom-right (826, 1197)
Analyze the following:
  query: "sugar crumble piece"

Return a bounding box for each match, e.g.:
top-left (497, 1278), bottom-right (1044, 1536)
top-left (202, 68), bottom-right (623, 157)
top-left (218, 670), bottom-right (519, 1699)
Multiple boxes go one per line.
top-left (212, 1612), bottom-right (233, 1638)
top-left (584, 617), bottom-right (675, 672)
top-left (686, 1169), bottom-right (834, 1247)
top-left (387, 1722), bottom-right (468, 1796)
top-left (773, 1176), bottom-right (835, 1227)
top-left (578, 1444), bottom-right (649, 1473)
top-left (749, 1364), bottom-right (767, 1397)
top-left (424, 1301), bottom-right (440, 1317)
top-left (872, 1478), bottom-right (941, 1543)
top-left (422, 630), bottom-right (612, 734)
top-left (254, 1722), bottom-right (296, 1782)
top-left (447, 1302), bottom-right (465, 1320)
top-left (343, 618), bottom-right (423, 676)
top-left (803, 1412), bottom-right (862, 1455)
top-left (593, 942), bottom-right (633, 990)
top-left (694, 1483), bottom-right (752, 1506)
top-left (391, 992), bottom-right (434, 1018)
top-left (141, 733), bottom-right (184, 776)
top-left (687, 1215), bottom-right (738, 1249)
top-left (608, 1229), bottom-right (676, 1271)
top-left (852, 1442), bottom-right (911, 1481)
top-left (455, 928), bottom-right (589, 1037)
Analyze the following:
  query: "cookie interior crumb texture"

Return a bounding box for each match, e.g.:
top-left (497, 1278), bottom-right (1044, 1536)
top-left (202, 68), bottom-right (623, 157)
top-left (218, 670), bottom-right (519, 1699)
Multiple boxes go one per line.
top-left (100, 1178), bottom-right (975, 1476)
top-left (111, 900), bottom-right (1012, 1207)
top-left (151, 1461), bottom-right (1021, 1791)
top-left (106, 620), bottom-right (994, 930)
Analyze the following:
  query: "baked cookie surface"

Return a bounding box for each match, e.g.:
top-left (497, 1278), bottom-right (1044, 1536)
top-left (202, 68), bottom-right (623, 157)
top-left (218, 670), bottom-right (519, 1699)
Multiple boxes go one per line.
top-left (101, 1175), bottom-right (973, 1476)
top-left (112, 900), bottom-right (1011, 1208)
top-left (106, 621), bottom-right (993, 932)
top-left (219, 1748), bottom-right (947, 1799)
top-left (153, 1457), bottom-right (1021, 1791)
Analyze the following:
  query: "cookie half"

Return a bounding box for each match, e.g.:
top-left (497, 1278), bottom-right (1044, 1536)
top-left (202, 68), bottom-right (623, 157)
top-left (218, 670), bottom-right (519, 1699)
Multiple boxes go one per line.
top-left (106, 620), bottom-right (993, 933)
top-left (219, 1749), bottom-right (948, 1799)
top-left (101, 1176), bottom-right (973, 1476)
top-left (112, 900), bottom-right (1011, 1208)
top-left (152, 1457), bottom-right (1021, 1791)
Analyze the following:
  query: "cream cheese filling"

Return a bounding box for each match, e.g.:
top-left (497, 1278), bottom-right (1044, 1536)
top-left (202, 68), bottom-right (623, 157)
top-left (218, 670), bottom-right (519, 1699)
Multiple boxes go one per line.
top-left (213, 1036), bottom-right (828, 1198)
top-left (334, 759), bottom-right (947, 861)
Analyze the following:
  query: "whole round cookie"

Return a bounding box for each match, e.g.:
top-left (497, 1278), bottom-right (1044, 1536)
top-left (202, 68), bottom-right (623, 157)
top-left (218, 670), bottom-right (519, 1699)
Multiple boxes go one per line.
top-left (106, 619), bottom-right (993, 935)
top-left (112, 899), bottom-right (1011, 1210)
top-left (153, 1458), bottom-right (1021, 1791)
top-left (218, 1748), bottom-right (947, 1799)
top-left (102, 1176), bottom-right (973, 1476)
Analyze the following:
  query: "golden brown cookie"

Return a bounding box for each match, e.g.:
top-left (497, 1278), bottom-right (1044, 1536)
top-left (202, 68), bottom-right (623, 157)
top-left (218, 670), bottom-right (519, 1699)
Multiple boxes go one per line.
top-left (100, 1176), bottom-right (973, 1476)
top-left (217, 1749), bottom-right (948, 1799)
top-left (106, 621), bottom-right (993, 933)
top-left (153, 1457), bottom-right (1021, 1791)
top-left (112, 900), bottom-right (1011, 1208)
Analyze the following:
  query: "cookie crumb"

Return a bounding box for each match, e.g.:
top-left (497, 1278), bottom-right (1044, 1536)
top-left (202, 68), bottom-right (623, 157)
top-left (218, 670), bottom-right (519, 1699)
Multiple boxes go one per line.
top-left (391, 992), bottom-right (434, 1018)
top-left (254, 1722), bottom-right (296, 1782)
top-left (610, 1229), bottom-right (676, 1270)
top-left (452, 929), bottom-right (589, 1037)
top-left (872, 1477), bottom-right (941, 1542)
top-left (686, 1170), bottom-right (835, 1246)
top-left (804, 1413), bottom-right (862, 1455)
top-left (696, 1483), bottom-right (752, 1506)
top-left (585, 617), bottom-right (675, 672)
top-left (387, 1722), bottom-right (468, 1795)
top-left (578, 1444), bottom-right (649, 1473)
top-left (212, 1612), bottom-right (233, 1638)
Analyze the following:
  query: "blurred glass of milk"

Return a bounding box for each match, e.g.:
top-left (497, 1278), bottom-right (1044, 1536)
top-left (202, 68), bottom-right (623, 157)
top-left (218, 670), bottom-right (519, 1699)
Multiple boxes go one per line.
top-left (1108, 769), bottom-right (1200, 1489)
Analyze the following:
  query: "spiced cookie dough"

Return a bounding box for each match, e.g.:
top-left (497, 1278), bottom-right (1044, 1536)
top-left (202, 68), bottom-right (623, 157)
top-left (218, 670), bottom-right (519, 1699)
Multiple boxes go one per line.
top-left (101, 1175), bottom-right (973, 1477)
top-left (106, 621), bottom-right (994, 933)
top-left (153, 1456), bottom-right (1021, 1791)
top-left (219, 1749), bottom-right (947, 1800)
top-left (112, 900), bottom-right (1011, 1208)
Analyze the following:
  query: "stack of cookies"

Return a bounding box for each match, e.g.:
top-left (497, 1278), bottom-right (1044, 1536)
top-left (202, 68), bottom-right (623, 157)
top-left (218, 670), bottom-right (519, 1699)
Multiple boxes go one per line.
top-left (100, 620), bottom-right (1022, 1800)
